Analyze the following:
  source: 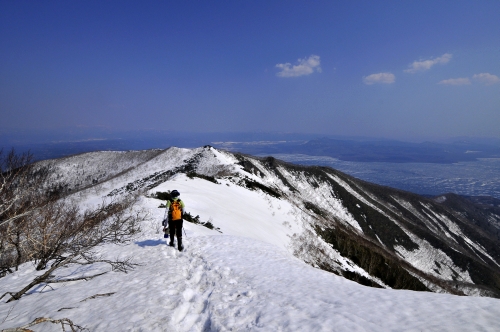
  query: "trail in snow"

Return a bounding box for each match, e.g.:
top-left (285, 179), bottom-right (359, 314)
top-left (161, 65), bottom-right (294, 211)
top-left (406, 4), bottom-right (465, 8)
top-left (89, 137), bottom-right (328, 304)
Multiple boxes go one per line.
top-left (2, 210), bottom-right (500, 331)
top-left (177, 235), bottom-right (500, 332)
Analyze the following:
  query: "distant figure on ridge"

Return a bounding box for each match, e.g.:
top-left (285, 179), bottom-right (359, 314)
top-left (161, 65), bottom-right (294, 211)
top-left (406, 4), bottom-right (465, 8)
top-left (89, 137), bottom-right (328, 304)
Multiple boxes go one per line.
top-left (163, 189), bottom-right (185, 251)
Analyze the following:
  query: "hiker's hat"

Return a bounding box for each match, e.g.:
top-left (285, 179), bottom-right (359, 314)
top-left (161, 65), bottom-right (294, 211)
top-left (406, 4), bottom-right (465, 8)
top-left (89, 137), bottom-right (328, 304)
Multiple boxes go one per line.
top-left (171, 190), bottom-right (180, 197)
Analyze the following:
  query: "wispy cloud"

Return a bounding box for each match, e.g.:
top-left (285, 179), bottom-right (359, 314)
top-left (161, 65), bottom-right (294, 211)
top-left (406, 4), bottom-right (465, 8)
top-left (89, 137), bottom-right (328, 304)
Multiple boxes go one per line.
top-left (438, 78), bottom-right (471, 85)
top-left (473, 73), bottom-right (500, 85)
top-left (276, 55), bottom-right (321, 78)
top-left (363, 72), bottom-right (395, 85)
top-left (404, 53), bottom-right (452, 74)
top-left (438, 73), bottom-right (499, 86)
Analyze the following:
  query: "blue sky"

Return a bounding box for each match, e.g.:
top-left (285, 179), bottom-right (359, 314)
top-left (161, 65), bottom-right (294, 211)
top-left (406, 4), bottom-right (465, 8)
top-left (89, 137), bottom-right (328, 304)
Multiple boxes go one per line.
top-left (1, 1), bottom-right (499, 141)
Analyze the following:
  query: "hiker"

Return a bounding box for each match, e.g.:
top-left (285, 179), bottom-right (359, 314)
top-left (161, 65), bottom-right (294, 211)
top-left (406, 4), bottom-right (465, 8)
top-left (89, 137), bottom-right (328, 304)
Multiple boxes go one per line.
top-left (163, 189), bottom-right (185, 251)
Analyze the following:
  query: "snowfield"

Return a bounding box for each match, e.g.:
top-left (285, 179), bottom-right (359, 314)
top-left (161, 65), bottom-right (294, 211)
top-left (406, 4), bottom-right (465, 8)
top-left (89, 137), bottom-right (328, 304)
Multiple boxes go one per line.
top-left (1, 148), bottom-right (500, 331)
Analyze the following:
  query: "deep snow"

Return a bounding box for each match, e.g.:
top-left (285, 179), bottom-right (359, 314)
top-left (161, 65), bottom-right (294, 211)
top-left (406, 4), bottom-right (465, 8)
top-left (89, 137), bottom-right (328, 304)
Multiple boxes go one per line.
top-left (1, 150), bottom-right (500, 331)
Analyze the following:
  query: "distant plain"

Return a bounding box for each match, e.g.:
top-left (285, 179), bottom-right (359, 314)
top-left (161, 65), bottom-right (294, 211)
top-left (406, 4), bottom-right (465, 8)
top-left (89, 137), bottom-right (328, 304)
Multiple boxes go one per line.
top-left (267, 154), bottom-right (500, 199)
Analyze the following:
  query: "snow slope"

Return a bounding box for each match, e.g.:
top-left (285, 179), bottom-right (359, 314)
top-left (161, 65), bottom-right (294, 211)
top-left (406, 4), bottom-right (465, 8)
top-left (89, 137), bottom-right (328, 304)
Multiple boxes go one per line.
top-left (1, 146), bottom-right (500, 331)
top-left (27, 147), bottom-right (500, 295)
top-left (1, 193), bottom-right (499, 331)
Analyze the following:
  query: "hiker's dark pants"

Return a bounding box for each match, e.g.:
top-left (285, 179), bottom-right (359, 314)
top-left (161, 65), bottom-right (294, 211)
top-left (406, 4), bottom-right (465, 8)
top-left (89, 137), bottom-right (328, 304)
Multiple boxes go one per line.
top-left (169, 219), bottom-right (183, 242)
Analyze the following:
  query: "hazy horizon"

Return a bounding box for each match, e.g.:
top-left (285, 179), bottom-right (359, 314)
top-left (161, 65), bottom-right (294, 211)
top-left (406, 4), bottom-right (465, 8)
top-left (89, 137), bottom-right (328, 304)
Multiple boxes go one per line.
top-left (3, 126), bottom-right (500, 147)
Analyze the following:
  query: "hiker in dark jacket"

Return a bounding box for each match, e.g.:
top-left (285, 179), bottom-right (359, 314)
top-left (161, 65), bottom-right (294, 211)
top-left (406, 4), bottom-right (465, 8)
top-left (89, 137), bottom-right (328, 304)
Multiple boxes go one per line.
top-left (163, 190), bottom-right (185, 251)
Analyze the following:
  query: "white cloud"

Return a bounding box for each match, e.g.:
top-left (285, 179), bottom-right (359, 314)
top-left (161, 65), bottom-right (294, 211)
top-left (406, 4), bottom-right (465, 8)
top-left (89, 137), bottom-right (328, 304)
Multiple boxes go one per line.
top-left (276, 55), bottom-right (322, 78)
top-left (473, 73), bottom-right (500, 85)
top-left (404, 53), bottom-right (452, 73)
top-left (438, 78), bottom-right (471, 85)
top-left (363, 72), bottom-right (395, 85)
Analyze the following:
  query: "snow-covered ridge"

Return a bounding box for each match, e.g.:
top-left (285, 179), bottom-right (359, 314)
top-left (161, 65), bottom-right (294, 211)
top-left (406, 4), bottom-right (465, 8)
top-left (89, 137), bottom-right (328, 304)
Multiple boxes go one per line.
top-left (40, 149), bottom-right (164, 192)
top-left (2, 146), bottom-right (500, 330)
top-left (34, 146), bottom-right (500, 298)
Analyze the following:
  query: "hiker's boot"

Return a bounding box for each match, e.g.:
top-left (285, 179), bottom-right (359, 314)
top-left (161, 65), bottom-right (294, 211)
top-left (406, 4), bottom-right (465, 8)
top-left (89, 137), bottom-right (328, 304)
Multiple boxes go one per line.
top-left (169, 240), bottom-right (175, 247)
top-left (178, 237), bottom-right (184, 251)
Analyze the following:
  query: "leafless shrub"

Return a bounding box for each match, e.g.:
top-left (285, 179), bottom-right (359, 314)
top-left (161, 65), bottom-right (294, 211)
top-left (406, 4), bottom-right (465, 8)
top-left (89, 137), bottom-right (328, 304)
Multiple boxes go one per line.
top-left (1, 149), bottom-right (144, 305)
top-left (198, 164), bottom-right (236, 178)
top-left (0, 149), bottom-right (148, 332)
top-left (0, 149), bottom-right (56, 276)
top-left (215, 164), bottom-right (236, 178)
top-left (1, 194), bottom-right (142, 303)
top-left (0, 149), bottom-right (54, 226)
top-left (148, 215), bottom-right (162, 234)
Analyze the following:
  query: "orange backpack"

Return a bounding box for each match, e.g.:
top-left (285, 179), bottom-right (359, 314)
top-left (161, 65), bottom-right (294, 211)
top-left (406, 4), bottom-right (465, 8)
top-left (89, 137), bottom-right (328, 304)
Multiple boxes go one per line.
top-left (170, 199), bottom-right (182, 220)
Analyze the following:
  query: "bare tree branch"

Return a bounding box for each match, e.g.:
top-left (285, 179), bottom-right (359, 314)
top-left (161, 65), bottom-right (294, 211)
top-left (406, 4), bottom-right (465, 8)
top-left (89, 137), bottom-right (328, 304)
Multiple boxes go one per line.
top-left (0, 316), bottom-right (87, 332)
top-left (45, 271), bottom-right (108, 284)
top-left (57, 307), bottom-right (77, 312)
top-left (0, 292), bottom-right (16, 302)
top-left (5, 255), bottom-right (75, 302)
top-left (79, 292), bottom-right (116, 302)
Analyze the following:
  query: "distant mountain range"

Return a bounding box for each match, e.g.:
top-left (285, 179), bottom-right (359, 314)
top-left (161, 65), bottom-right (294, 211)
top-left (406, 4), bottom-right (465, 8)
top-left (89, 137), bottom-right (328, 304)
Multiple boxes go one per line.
top-left (3, 129), bottom-right (500, 164)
